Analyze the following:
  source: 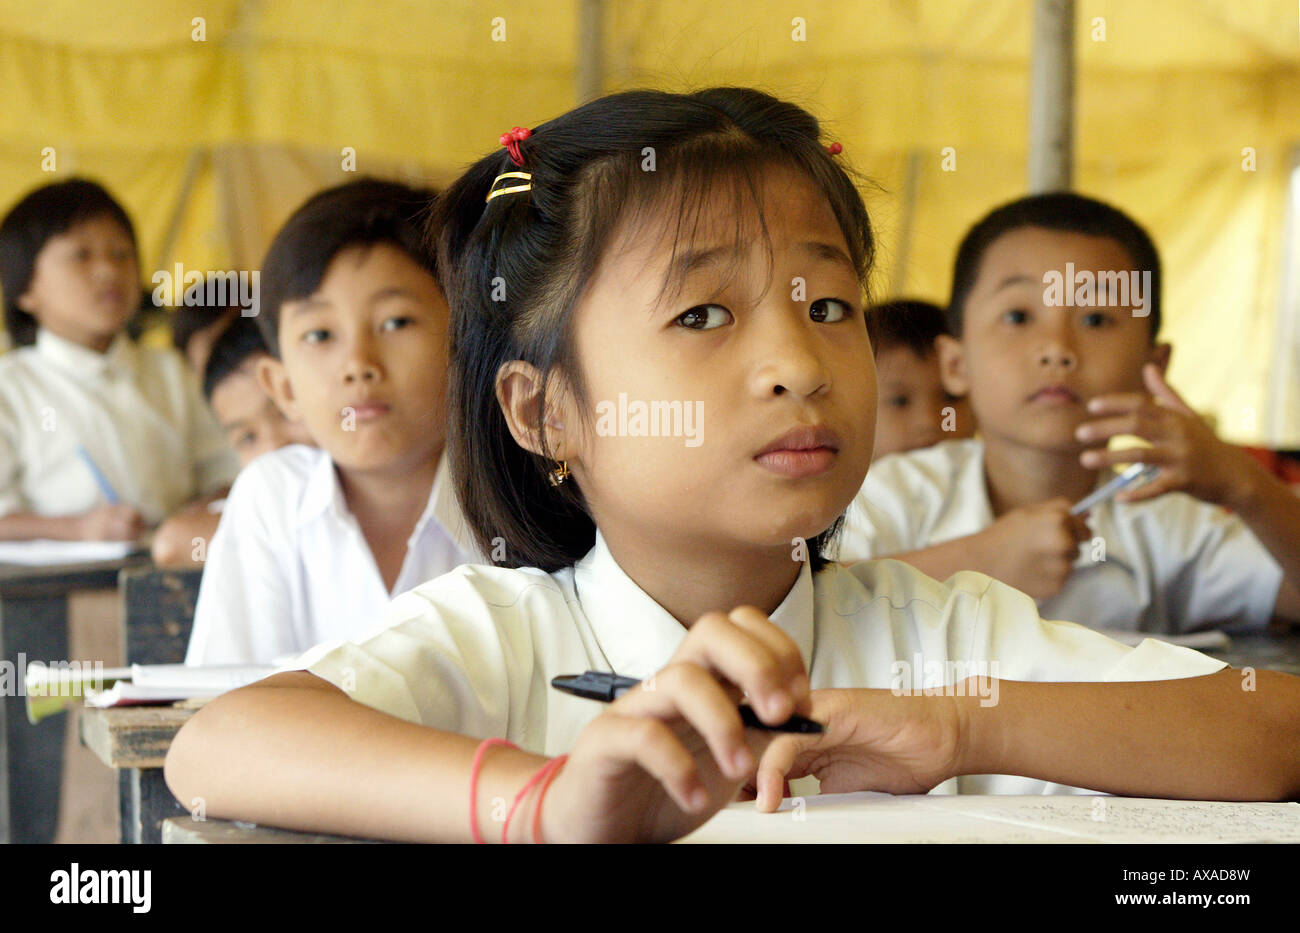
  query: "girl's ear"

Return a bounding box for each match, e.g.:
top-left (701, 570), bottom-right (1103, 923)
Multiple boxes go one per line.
top-left (496, 360), bottom-right (570, 459)
top-left (255, 356), bottom-right (302, 422)
top-left (935, 334), bottom-right (969, 397)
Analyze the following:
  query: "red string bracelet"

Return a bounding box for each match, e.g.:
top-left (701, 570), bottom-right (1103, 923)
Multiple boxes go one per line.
top-left (532, 754), bottom-right (569, 844)
top-left (469, 737), bottom-right (517, 844)
top-left (501, 754), bottom-right (566, 844)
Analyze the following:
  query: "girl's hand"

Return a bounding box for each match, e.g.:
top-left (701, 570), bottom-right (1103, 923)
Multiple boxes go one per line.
top-left (1075, 363), bottom-right (1255, 508)
top-left (539, 606), bottom-right (811, 843)
top-left (752, 686), bottom-right (967, 812)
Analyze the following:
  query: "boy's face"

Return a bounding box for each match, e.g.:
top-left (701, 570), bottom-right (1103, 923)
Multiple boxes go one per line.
top-left (258, 243), bottom-right (450, 476)
top-left (873, 345), bottom-right (974, 461)
top-left (516, 164), bottom-right (876, 558)
top-left (211, 354), bottom-right (314, 468)
top-left (18, 214), bottom-right (138, 352)
top-left (939, 226), bottom-right (1168, 454)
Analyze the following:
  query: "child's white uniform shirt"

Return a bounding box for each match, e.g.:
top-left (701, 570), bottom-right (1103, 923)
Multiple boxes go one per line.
top-left (186, 443), bottom-right (480, 665)
top-left (0, 329), bottom-right (238, 522)
top-left (297, 528), bottom-right (1226, 796)
top-left (836, 438), bottom-right (1283, 634)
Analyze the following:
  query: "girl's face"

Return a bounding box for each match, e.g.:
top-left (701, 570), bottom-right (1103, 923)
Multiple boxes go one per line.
top-left (18, 214), bottom-right (139, 353)
top-left (556, 164), bottom-right (876, 559)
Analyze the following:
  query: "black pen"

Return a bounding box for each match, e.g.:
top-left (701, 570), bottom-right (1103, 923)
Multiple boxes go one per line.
top-left (551, 670), bottom-right (825, 734)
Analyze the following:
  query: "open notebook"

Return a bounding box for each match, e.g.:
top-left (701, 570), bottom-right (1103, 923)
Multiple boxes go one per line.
top-left (679, 791), bottom-right (1300, 843)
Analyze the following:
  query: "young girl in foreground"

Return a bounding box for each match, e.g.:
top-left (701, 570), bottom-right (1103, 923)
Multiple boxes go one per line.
top-left (166, 88), bottom-right (1300, 843)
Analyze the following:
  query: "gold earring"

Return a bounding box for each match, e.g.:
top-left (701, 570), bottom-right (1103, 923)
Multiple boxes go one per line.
top-left (547, 460), bottom-right (570, 486)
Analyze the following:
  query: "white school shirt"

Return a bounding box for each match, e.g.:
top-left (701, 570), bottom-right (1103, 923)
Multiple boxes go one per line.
top-left (296, 529), bottom-right (1226, 796)
top-left (185, 444), bottom-right (480, 665)
top-left (835, 438), bottom-right (1283, 634)
top-left (0, 329), bottom-right (238, 523)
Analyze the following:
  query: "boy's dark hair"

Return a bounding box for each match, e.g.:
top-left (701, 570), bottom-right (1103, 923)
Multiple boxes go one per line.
top-left (257, 178), bottom-right (439, 356)
top-left (0, 179), bottom-right (138, 346)
top-left (947, 192), bottom-right (1162, 341)
top-left (202, 316), bottom-right (268, 401)
top-left (172, 274), bottom-right (239, 355)
top-left (432, 86), bottom-right (875, 573)
top-left (866, 299), bottom-right (949, 357)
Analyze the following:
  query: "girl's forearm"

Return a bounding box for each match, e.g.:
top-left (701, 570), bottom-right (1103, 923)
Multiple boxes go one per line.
top-left (164, 672), bottom-right (551, 842)
top-left (958, 670), bottom-right (1300, 801)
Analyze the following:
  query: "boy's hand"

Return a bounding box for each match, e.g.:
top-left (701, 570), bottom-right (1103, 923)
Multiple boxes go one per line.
top-left (1076, 363), bottom-right (1253, 508)
top-left (540, 607), bottom-right (811, 843)
top-left (752, 687), bottom-right (965, 811)
top-left (976, 499), bottom-right (1090, 600)
top-left (77, 504), bottom-right (146, 541)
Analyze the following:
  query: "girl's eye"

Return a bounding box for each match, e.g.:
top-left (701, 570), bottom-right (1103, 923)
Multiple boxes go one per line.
top-left (1081, 311), bottom-right (1111, 328)
top-left (302, 329), bottom-right (331, 345)
top-left (235, 431), bottom-right (257, 449)
top-left (1002, 308), bottom-right (1030, 325)
top-left (72, 248), bottom-right (91, 262)
top-left (675, 305), bottom-right (732, 330)
top-left (810, 298), bottom-right (851, 323)
top-left (381, 315), bottom-right (415, 332)
top-left (887, 395), bottom-right (910, 409)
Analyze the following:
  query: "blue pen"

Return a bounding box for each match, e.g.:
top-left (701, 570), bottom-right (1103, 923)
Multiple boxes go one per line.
top-left (1070, 462), bottom-right (1159, 516)
top-left (76, 445), bottom-right (120, 505)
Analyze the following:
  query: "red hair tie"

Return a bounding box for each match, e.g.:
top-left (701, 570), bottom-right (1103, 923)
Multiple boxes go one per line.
top-left (826, 142), bottom-right (843, 155)
top-left (499, 126), bottom-right (532, 167)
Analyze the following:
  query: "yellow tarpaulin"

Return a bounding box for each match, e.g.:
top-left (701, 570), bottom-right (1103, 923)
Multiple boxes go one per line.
top-left (1, 0), bottom-right (1296, 442)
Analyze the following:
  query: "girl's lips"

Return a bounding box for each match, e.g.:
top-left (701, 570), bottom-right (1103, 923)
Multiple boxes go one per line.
top-left (754, 447), bottom-right (837, 478)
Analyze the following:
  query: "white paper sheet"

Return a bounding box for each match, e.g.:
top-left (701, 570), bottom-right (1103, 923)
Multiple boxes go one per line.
top-left (678, 792), bottom-right (1300, 843)
top-left (0, 539), bottom-right (140, 566)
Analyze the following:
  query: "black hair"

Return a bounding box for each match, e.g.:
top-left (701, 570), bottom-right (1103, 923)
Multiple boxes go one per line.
top-left (171, 274), bottom-right (239, 355)
top-left (866, 299), bottom-right (950, 357)
top-left (0, 178), bottom-right (138, 346)
top-left (202, 316), bottom-right (268, 401)
top-left (432, 86), bottom-right (876, 573)
top-left (947, 192), bottom-right (1162, 341)
top-left (257, 177), bottom-right (439, 356)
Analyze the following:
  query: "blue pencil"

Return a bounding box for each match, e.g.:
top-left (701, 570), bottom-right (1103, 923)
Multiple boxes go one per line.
top-left (76, 445), bottom-right (121, 505)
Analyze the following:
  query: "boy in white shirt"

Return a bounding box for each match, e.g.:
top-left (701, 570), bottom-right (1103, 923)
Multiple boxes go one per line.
top-left (866, 298), bottom-right (975, 461)
top-left (185, 179), bottom-right (480, 665)
top-left (838, 193), bottom-right (1300, 633)
top-left (0, 179), bottom-right (237, 540)
top-left (151, 317), bottom-right (315, 567)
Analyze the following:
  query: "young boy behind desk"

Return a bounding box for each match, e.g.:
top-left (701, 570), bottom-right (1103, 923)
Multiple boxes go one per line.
top-left (185, 178), bottom-right (481, 665)
top-left (867, 298), bottom-right (975, 460)
top-left (151, 317), bottom-right (314, 567)
top-left (838, 193), bottom-right (1300, 633)
top-left (0, 179), bottom-right (237, 541)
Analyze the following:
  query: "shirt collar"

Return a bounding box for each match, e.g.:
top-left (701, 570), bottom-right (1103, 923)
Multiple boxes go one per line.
top-left (34, 328), bottom-right (134, 380)
top-left (572, 529), bottom-right (816, 680)
top-left (297, 447), bottom-right (451, 537)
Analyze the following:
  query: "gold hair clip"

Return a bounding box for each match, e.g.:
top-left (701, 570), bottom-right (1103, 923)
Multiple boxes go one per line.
top-left (485, 172), bottom-right (533, 203)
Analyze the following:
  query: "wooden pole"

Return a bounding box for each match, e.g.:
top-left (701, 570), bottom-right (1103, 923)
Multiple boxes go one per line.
top-left (576, 0), bottom-right (604, 105)
top-left (1028, 0), bottom-right (1075, 192)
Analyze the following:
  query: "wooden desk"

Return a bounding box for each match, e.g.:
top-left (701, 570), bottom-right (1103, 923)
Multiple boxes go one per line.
top-left (1202, 630), bottom-right (1300, 675)
top-left (79, 705), bottom-right (195, 844)
top-left (164, 817), bottom-right (378, 844)
top-left (0, 554), bottom-right (148, 843)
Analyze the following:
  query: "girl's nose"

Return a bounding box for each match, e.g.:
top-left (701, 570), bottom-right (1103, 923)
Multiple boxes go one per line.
top-left (750, 316), bottom-right (830, 399)
top-left (1037, 343), bottom-right (1078, 370)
